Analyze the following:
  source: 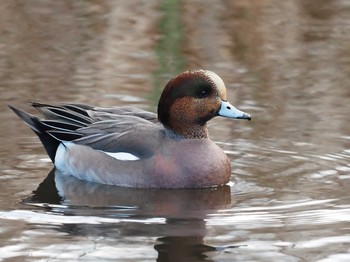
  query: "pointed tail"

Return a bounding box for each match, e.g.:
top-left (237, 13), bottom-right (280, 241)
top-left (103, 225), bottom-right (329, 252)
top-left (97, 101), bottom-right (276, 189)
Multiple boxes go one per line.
top-left (9, 105), bottom-right (60, 163)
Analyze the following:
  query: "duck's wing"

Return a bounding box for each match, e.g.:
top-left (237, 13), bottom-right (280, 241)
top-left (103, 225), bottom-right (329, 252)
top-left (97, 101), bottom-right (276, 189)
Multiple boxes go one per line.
top-left (78, 125), bottom-right (162, 158)
top-left (89, 106), bottom-right (159, 123)
top-left (31, 102), bottom-right (158, 123)
top-left (49, 121), bottom-right (162, 159)
top-left (10, 102), bottom-right (163, 162)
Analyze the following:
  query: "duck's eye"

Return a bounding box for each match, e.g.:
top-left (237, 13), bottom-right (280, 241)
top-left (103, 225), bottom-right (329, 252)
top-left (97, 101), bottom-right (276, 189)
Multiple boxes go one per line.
top-left (198, 89), bottom-right (210, 98)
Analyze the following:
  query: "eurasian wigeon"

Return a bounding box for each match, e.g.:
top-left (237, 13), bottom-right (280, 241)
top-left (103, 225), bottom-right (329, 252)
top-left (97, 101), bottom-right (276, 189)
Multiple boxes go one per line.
top-left (10, 70), bottom-right (251, 188)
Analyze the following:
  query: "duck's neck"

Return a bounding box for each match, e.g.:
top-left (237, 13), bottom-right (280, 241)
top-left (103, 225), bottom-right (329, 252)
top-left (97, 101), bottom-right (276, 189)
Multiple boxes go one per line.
top-left (165, 123), bottom-right (209, 139)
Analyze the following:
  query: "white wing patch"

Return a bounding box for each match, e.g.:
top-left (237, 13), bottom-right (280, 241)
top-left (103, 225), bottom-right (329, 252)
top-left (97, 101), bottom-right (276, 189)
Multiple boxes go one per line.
top-left (101, 151), bottom-right (140, 161)
top-left (55, 141), bottom-right (140, 175)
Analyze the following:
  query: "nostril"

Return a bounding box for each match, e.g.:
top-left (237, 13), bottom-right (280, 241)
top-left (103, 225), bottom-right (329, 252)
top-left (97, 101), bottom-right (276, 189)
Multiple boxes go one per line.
top-left (226, 106), bottom-right (231, 109)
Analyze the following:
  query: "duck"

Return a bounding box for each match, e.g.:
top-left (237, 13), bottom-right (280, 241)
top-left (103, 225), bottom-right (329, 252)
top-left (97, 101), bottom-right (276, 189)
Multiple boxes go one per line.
top-left (10, 70), bottom-right (251, 188)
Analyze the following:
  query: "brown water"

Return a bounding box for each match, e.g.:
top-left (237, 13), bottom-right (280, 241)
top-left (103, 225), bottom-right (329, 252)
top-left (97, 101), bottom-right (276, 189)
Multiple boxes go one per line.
top-left (1, 1), bottom-right (350, 261)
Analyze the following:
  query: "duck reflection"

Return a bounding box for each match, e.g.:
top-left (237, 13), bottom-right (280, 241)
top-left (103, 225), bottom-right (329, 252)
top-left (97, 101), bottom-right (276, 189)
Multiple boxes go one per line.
top-left (24, 169), bottom-right (233, 261)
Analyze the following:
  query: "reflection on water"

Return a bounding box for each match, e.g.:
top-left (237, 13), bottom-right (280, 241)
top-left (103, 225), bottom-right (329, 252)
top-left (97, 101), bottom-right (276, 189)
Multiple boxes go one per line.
top-left (3, 169), bottom-right (233, 261)
top-left (1, 0), bottom-right (350, 261)
top-left (27, 169), bottom-right (231, 216)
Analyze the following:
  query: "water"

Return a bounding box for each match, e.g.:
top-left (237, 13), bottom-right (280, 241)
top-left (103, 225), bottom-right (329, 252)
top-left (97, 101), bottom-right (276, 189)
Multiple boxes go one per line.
top-left (1, 0), bottom-right (350, 261)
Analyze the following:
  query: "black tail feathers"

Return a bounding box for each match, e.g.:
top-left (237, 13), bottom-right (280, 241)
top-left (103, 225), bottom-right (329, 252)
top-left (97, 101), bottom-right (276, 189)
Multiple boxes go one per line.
top-left (10, 102), bottom-right (92, 162)
top-left (9, 105), bottom-right (63, 163)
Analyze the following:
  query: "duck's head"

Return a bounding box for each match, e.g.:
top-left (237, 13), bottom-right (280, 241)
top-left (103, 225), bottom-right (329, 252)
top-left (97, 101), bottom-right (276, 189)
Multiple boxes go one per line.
top-left (157, 70), bottom-right (251, 139)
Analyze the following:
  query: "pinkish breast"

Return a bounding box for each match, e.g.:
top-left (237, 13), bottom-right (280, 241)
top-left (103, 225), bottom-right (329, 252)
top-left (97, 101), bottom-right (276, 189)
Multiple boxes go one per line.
top-left (152, 139), bottom-right (231, 188)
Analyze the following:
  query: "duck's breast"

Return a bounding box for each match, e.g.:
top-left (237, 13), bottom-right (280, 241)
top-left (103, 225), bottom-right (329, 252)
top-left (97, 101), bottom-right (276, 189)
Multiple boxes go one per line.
top-left (152, 139), bottom-right (231, 188)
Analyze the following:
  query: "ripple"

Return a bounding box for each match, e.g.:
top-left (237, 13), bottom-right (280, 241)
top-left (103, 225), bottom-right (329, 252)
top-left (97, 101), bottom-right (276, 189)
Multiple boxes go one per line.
top-left (0, 210), bottom-right (165, 225)
top-left (296, 235), bottom-right (350, 249)
top-left (206, 198), bottom-right (343, 230)
top-left (288, 207), bottom-right (350, 226)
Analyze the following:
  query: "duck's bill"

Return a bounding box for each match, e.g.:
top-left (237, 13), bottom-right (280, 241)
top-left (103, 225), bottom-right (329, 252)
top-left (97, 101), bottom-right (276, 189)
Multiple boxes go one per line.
top-left (218, 100), bottom-right (251, 121)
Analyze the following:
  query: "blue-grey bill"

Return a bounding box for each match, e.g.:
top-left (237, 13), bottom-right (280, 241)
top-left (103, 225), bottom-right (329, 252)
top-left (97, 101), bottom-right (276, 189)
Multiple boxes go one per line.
top-left (218, 100), bottom-right (251, 121)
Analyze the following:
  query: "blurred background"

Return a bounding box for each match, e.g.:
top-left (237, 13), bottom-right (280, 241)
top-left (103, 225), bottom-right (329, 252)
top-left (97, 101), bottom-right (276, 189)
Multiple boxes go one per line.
top-left (0, 0), bottom-right (350, 261)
